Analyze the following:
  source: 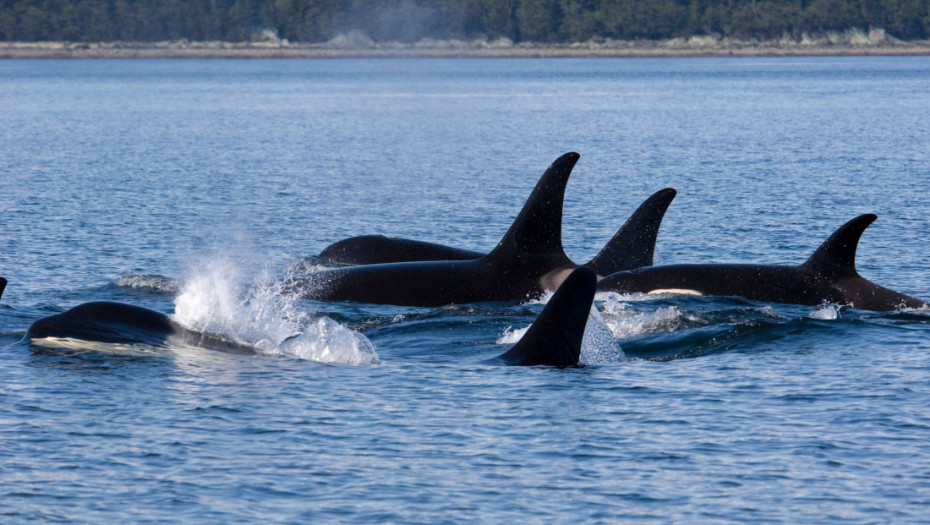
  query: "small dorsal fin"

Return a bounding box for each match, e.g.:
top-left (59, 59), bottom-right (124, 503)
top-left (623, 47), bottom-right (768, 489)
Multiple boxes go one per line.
top-left (485, 152), bottom-right (579, 260)
top-left (0, 277), bottom-right (6, 301)
top-left (498, 266), bottom-right (596, 367)
top-left (586, 188), bottom-right (676, 274)
top-left (801, 214), bottom-right (877, 279)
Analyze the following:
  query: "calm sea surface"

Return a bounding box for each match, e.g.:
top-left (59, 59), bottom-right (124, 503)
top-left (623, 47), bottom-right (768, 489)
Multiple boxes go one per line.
top-left (1, 57), bottom-right (930, 522)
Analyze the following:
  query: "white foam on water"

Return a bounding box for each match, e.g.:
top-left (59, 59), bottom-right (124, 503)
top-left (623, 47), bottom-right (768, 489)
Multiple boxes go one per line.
top-left (285, 257), bottom-right (332, 275)
top-left (497, 325), bottom-right (528, 345)
top-left (116, 272), bottom-right (181, 294)
top-left (172, 257), bottom-right (378, 364)
top-left (902, 304), bottom-right (930, 313)
top-left (598, 294), bottom-right (692, 339)
top-left (808, 303), bottom-right (842, 320)
top-left (596, 290), bottom-right (673, 303)
top-left (278, 317), bottom-right (379, 365)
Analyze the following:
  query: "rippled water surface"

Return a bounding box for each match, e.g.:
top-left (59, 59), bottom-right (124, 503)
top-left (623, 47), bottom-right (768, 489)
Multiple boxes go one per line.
top-left (2, 57), bottom-right (930, 522)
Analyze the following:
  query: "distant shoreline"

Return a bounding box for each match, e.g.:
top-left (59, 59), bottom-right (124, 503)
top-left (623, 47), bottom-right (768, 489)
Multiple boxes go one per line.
top-left (3, 37), bottom-right (930, 59)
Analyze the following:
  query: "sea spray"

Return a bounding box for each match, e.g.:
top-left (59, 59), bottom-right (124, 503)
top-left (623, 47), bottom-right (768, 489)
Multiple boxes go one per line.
top-left (809, 302), bottom-right (842, 320)
top-left (172, 257), bottom-right (378, 364)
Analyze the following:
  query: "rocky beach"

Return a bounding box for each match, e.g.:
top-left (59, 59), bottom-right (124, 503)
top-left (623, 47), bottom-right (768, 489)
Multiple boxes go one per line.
top-left (3, 28), bottom-right (929, 58)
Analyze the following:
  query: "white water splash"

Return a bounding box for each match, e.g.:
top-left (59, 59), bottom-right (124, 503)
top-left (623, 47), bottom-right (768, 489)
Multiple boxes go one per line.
top-left (279, 317), bottom-right (379, 365)
top-left (596, 290), bottom-right (674, 303)
top-left (524, 289), bottom-right (554, 305)
top-left (285, 257), bottom-right (332, 275)
top-left (808, 303), bottom-right (842, 320)
top-left (598, 294), bottom-right (692, 339)
top-left (497, 325), bottom-right (528, 345)
top-left (172, 257), bottom-right (378, 364)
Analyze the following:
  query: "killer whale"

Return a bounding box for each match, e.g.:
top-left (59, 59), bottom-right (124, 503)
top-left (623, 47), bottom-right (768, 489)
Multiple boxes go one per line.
top-left (25, 301), bottom-right (260, 354)
top-left (596, 214), bottom-right (927, 312)
top-left (317, 187), bottom-right (677, 276)
top-left (22, 267), bottom-right (597, 367)
top-left (0, 277), bottom-right (6, 300)
top-left (497, 266), bottom-right (596, 367)
top-left (318, 235), bottom-right (479, 266)
top-left (285, 152), bottom-right (584, 306)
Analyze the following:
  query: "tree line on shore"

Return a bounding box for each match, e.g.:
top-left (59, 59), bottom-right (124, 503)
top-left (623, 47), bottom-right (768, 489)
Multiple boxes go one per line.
top-left (2, 0), bottom-right (928, 44)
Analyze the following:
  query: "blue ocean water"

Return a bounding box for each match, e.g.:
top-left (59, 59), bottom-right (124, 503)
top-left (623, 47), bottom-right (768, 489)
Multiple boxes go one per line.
top-left (1, 57), bottom-right (930, 522)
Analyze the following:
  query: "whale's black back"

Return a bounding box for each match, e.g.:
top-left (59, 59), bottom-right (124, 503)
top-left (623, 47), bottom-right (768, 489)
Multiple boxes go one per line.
top-left (292, 153), bottom-right (580, 306)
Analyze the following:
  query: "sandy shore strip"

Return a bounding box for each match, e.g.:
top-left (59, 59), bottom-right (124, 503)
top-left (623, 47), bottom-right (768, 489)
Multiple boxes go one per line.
top-left (3, 31), bottom-right (930, 59)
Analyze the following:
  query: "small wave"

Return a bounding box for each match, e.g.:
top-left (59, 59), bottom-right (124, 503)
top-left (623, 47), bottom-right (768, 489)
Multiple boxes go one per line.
top-left (497, 325), bottom-right (527, 345)
top-left (172, 257), bottom-right (378, 365)
top-left (757, 306), bottom-right (783, 318)
top-left (284, 256), bottom-right (332, 275)
top-left (905, 304), bottom-right (930, 313)
top-left (808, 303), bottom-right (843, 320)
top-left (116, 273), bottom-right (181, 294)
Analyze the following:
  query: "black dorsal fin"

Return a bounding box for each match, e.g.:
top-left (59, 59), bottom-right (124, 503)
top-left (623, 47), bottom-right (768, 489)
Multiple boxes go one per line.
top-left (801, 214), bottom-right (877, 279)
top-left (0, 277), bottom-right (6, 301)
top-left (586, 188), bottom-right (676, 274)
top-left (485, 152), bottom-right (579, 260)
top-left (498, 266), bottom-right (596, 367)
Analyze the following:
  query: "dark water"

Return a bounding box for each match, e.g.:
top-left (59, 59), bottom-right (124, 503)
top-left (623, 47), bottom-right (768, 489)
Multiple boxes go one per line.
top-left (2, 57), bottom-right (930, 522)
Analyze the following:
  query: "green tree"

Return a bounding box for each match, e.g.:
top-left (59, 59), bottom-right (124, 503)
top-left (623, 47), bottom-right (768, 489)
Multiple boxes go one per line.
top-left (0, 0), bottom-right (927, 43)
top-left (514, 0), bottom-right (562, 41)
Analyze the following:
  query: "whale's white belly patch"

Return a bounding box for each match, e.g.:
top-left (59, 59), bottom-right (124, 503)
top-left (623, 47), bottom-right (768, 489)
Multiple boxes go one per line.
top-left (647, 288), bottom-right (704, 296)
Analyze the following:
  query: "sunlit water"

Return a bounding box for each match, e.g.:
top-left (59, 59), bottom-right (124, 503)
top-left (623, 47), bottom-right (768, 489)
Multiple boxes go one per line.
top-left (2, 57), bottom-right (930, 522)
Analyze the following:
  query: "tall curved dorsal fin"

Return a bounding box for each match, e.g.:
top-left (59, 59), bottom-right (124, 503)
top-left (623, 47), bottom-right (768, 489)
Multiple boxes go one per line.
top-left (801, 214), bottom-right (877, 279)
top-left (586, 188), bottom-right (676, 274)
top-left (499, 266), bottom-right (596, 367)
top-left (485, 152), bottom-right (579, 260)
top-left (0, 277), bottom-right (6, 301)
